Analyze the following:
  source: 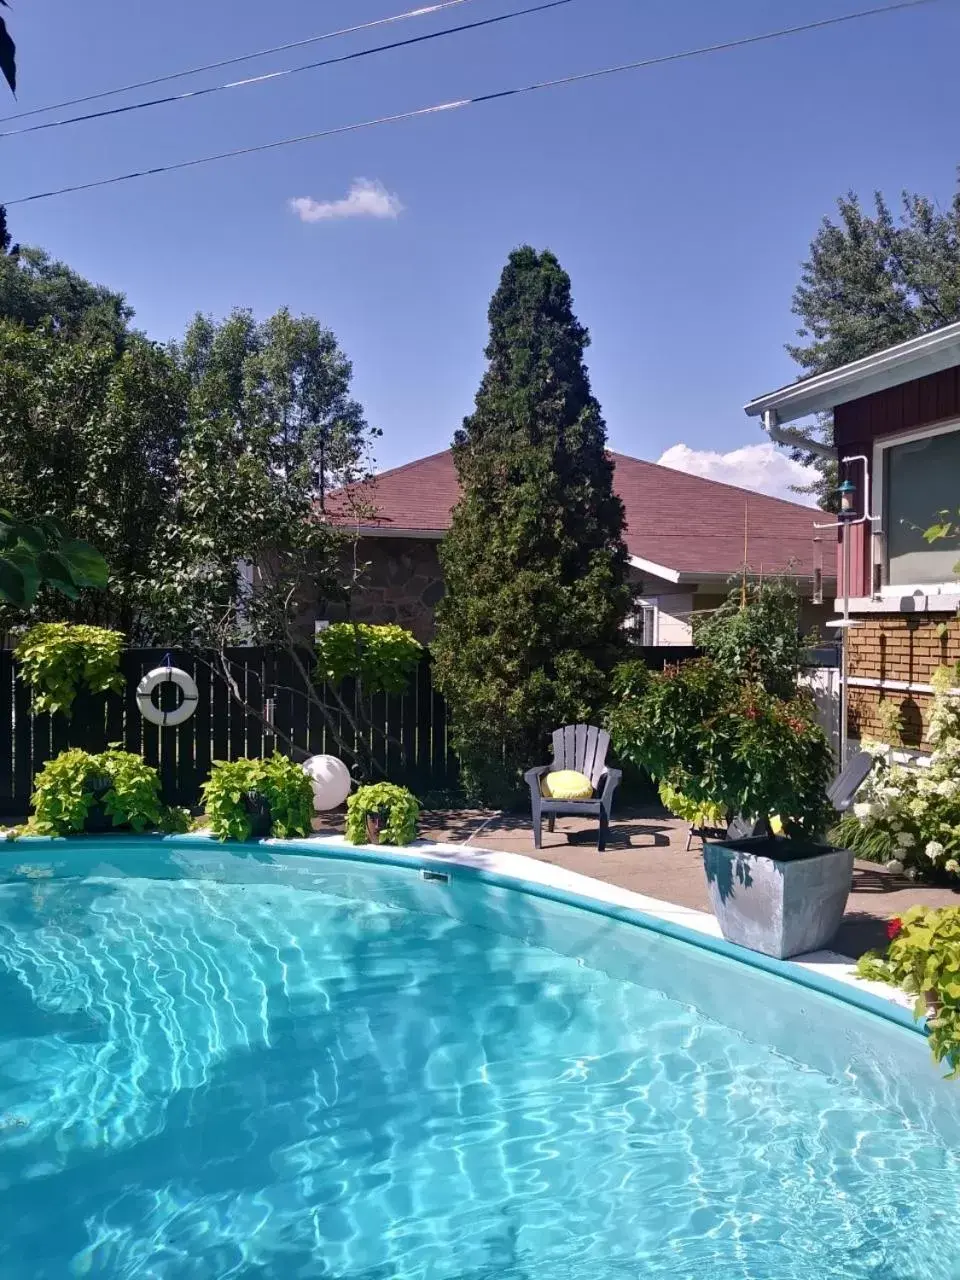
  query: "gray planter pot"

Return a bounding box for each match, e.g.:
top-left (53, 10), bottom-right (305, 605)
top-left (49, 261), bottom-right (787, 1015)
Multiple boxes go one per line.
top-left (703, 836), bottom-right (854, 960)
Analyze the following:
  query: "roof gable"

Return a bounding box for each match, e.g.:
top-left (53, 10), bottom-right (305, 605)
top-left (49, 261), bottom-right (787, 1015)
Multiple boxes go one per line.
top-left (328, 448), bottom-right (835, 580)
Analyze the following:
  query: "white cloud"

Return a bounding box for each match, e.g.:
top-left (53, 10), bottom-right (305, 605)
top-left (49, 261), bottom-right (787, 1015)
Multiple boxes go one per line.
top-left (289, 179), bottom-right (403, 223)
top-left (656, 442), bottom-right (820, 505)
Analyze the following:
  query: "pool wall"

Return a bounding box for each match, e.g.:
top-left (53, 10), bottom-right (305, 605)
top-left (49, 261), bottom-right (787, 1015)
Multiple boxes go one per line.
top-left (4, 832), bottom-right (959, 1142)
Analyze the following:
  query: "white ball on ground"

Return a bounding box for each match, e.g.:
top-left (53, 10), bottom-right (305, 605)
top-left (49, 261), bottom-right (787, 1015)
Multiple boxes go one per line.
top-left (302, 754), bottom-right (352, 811)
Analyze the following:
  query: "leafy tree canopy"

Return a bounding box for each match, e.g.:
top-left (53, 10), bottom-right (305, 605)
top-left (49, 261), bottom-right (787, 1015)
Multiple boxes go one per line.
top-left (433, 246), bottom-right (631, 803)
top-left (0, 246), bottom-right (134, 349)
top-left (785, 182), bottom-right (960, 506)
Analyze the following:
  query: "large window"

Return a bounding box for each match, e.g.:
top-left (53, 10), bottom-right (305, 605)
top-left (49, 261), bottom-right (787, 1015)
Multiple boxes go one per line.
top-left (878, 422), bottom-right (960, 589)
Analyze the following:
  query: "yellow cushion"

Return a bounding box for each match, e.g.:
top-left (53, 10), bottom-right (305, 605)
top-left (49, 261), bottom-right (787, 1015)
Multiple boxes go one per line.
top-left (541, 769), bottom-right (593, 800)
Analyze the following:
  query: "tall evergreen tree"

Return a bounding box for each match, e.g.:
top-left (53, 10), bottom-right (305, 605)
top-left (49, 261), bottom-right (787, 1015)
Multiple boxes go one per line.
top-left (433, 247), bottom-right (630, 803)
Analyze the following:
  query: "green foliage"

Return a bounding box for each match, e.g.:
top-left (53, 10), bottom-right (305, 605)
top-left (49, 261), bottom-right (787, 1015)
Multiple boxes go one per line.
top-left (201, 753), bottom-right (315, 842)
top-left (785, 185), bottom-right (960, 507)
top-left (30, 747), bottom-right (188, 836)
top-left (857, 907), bottom-right (960, 1077)
top-left (0, 322), bottom-right (185, 636)
top-left (830, 666), bottom-right (960, 878)
top-left (14, 622), bottom-right (123, 716)
top-left (0, 246), bottom-right (133, 349)
top-left (924, 508), bottom-right (960, 580)
top-left (0, 508), bottom-right (108, 609)
top-left (433, 247), bottom-right (631, 803)
top-left (154, 307), bottom-right (375, 646)
top-left (315, 623), bottom-right (423, 693)
top-left (608, 658), bottom-right (833, 839)
top-left (657, 779), bottom-right (726, 829)
top-left (692, 575), bottom-right (811, 700)
top-left (345, 782), bottom-right (420, 847)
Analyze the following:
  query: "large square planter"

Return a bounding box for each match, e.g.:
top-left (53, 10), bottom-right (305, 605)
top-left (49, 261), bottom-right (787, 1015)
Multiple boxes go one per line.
top-left (702, 837), bottom-right (854, 960)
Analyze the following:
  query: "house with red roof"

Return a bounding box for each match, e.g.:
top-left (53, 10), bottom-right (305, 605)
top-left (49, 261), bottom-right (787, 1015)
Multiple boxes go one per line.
top-left (325, 449), bottom-right (836, 644)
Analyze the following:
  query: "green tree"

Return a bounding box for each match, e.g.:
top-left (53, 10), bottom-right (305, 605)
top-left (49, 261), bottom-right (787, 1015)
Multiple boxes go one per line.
top-left (155, 308), bottom-right (386, 767)
top-left (432, 247), bottom-right (631, 803)
top-left (0, 322), bottom-right (185, 636)
top-left (0, 0), bottom-right (14, 95)
top-left (692, 575), bottom-right (811, 701)
top-left (784, 183), bottom-right (960, 507)
top-left (0, 247), bottom-right (133, 349)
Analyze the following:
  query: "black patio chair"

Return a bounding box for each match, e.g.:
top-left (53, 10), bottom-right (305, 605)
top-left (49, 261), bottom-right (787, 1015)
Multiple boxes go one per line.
top-left (524, 725), bottom-right (622, 853)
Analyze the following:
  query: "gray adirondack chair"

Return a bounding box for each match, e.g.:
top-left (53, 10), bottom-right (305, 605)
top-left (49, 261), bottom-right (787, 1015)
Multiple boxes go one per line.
top-left (524, 725), bottom-right (622, 852)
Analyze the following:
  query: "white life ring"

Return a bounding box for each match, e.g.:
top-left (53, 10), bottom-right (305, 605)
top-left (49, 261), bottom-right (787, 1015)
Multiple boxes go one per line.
top-left (136, 666), bottom-right (199, 727)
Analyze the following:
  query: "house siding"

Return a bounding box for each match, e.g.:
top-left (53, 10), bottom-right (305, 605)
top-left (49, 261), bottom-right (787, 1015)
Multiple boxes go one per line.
top-left (846, 613), bottom-right (960, 749)
top-left (834, 367), bottom-right (960, 597)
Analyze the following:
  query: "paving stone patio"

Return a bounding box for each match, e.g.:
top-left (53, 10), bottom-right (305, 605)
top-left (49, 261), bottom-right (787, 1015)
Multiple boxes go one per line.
top-left (319, 803), bottom-right (960, 961)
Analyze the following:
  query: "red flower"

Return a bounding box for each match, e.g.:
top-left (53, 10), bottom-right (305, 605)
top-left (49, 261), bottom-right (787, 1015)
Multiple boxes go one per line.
top-left (886, 917), bottom-right (903, 941)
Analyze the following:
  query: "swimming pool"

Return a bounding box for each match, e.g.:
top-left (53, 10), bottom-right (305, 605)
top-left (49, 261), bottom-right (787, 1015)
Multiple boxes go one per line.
top-left (0, 836), bottom-right (958, 1279)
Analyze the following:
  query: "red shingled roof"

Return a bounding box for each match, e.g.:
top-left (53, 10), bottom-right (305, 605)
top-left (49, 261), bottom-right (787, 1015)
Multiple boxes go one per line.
top-left (329, 449), bottom-right (835, 581)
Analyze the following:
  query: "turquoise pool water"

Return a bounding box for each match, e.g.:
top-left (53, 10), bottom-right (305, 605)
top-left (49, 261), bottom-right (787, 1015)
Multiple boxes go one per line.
top-left (0, 839), bottom-right (959, 1279)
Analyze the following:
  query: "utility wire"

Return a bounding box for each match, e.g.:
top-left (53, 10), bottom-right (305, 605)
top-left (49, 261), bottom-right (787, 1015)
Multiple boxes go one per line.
top-left (4, 0), bottom-right (945, 207)
top-left (0, 0), bottom-right (573, 139)
top-left (0, 0), bottom-right (483, 125)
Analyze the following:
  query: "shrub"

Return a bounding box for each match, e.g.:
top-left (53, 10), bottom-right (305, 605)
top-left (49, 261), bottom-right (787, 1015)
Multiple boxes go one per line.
top-left (201, 753), bottom-right (315, 842)
top-left (14, 622), bottom-right (124, 716)
top-left (831, 665), bottom-right (960, 877)
top-left (692, 575), bottom-right (812, 700)
top-left (30, 747), bottom-right (188, 835)
top-left (857, 907), bottom-right (960, 1076)
top-left (608, 658), bottom-right (833, 839)
top-left (657, 780), bottom-right (726, 830)
top-left (315, 622), bottom-right (423, 694)
top-left (432, 248), bottom-right (630, 805)
top-left (345, 782), bottom-right (420, 846)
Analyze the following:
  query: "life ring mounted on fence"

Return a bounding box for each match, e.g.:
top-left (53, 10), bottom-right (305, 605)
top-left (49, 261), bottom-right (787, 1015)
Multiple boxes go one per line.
top-left (136, 665), bottom-right (199, 728)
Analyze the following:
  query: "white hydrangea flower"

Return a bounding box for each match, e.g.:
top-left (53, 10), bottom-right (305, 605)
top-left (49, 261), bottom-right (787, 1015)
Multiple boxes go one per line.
top-left (896, 831), bottom-right (916, 849)
top-left (884, 858), bottom-right (905, 874)
top-left (909, 799), bottom-right (928, 820)
top-left (853, 801), bottom-right (877, 821)
top-left (935, 778), bottom-right (959, 799)
top-left (925, 840), bottom-right (946, 861)
top-left (946, 859), bottom-right (960, 874)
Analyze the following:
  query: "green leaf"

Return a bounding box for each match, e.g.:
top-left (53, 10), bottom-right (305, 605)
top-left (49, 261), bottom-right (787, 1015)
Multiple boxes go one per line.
top-left (58, 538), bottom-right (109, 588)
top-left (0, 555), bottom-right (26, 605)
top-left (36, 552), bottom-right (79, 599)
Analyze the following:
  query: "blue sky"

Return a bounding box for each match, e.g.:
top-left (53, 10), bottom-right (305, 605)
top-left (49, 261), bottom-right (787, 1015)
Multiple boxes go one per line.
top-left (4, 0), bottom-right (958, 497)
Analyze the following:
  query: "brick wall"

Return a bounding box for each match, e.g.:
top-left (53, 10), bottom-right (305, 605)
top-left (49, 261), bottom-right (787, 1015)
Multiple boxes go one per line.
top-left (847, 613), bottom-right (960, 748)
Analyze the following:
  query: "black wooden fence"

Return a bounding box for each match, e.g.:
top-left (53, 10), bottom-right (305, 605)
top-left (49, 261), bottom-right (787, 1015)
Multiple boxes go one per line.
top-left (0, 644), bottom-right (702, 817)
top-left (0, 649), bottom-right (459, 816)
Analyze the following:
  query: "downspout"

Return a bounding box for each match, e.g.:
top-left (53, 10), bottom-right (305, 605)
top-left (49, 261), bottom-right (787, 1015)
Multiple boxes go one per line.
top-left (760, 409), bottom-right (838, 461)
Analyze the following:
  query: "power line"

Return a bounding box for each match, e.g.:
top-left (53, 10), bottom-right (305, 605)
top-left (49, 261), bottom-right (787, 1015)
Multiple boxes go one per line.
top-left (5, 0), bottom-right (946, 207)
top-left (0, 0), bottom-right (482, 126)
top-left (0, 0), bottom-right (573, 140)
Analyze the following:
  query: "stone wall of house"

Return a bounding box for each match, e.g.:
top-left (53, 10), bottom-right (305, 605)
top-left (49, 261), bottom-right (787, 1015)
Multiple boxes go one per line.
top-left (846, 612), bottom-right (960, 748)
top-left (337, 537), bottom-right (445, 643)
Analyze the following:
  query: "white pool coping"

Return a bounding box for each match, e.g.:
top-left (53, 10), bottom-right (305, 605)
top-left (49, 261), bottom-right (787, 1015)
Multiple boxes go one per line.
top-left (269, 834), bottom-right (912, 1012)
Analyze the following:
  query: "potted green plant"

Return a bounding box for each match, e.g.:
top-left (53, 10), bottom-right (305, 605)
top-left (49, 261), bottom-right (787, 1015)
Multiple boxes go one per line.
top-left (345, 783), bottom-right (420, 847)
top-left (29, 748), bottom-right (189, 836)
top-left (609, 659), bottom-right (840, 959)
top-left (201, 754), bottom-right (315, 842)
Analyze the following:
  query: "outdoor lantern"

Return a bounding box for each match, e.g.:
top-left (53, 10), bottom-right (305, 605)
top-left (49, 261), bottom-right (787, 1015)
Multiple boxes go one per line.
top-left (302, 754), bottom-right (352, 811)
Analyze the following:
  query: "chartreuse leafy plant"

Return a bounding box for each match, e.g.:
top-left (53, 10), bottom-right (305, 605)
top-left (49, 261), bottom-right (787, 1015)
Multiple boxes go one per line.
top-left (345, 783), bottom-right (420, 847)
top-left (30, 748), bottom-right (189, 836)
top-left (857, 907), bottom-right (960, 1077)
top-left (14, 622), bottom-right (124, 716)
top-left (201, 753), bottom-right (315, 842)
top-left (315, 623), bottom-right (423, 694)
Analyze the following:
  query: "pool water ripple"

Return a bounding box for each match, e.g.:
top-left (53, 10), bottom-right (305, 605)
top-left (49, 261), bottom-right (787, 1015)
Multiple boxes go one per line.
top-left (0, 868), bottom-right (957, 1278)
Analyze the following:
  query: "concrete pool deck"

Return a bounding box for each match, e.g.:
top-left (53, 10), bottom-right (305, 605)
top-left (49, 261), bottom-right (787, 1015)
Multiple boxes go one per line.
top-left (314, 803), bottom-right (960, 962)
